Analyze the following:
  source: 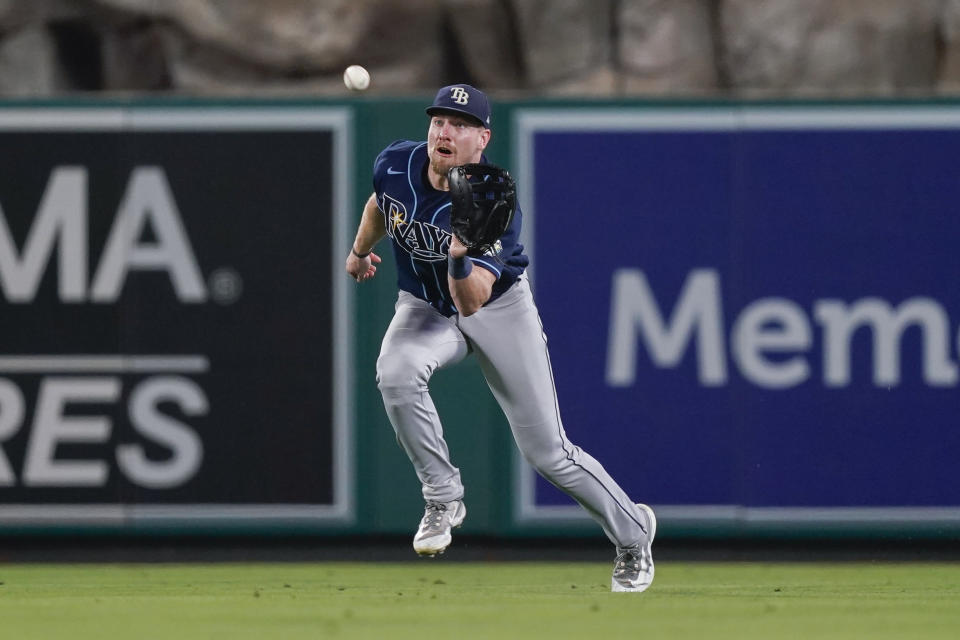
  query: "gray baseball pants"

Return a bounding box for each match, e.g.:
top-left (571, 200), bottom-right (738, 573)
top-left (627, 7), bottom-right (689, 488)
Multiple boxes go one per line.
top-left (376, 275), bottom-right (649, 548)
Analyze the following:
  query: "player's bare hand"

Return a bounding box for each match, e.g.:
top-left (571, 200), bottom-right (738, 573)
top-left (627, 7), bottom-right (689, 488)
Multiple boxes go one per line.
top-left (346, 251), bottom-right (381, 282)
top-left (449, 235), bottom-right (468, 259)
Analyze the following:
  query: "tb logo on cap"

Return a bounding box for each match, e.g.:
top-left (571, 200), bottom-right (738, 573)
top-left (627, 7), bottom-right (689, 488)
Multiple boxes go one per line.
top-left (450, 87), bottom-right (470, 105)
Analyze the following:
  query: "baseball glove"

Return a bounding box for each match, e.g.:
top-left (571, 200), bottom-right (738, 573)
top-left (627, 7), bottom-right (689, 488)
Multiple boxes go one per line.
top-left (447, 163), bottom-right (516, 255)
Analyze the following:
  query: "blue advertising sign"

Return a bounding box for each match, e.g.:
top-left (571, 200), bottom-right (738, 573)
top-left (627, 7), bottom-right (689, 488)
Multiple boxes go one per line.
top-left (514, 106), bottom-right (960, 533)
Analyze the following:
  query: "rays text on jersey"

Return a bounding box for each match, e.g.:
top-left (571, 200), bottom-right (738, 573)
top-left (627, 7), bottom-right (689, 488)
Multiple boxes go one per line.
top-left (381, 193), bottom-right (451, 261)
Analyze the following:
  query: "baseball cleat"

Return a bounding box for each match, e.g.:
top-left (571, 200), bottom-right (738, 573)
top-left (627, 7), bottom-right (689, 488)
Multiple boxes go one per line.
top-left (413, 500), bottom-right (466, 557)
top-left (611, 503), bottom-right (656, 592)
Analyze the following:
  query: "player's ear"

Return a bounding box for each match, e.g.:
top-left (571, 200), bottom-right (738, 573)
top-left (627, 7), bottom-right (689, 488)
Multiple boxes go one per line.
top-left (478, 128), bottom-right (491, 150)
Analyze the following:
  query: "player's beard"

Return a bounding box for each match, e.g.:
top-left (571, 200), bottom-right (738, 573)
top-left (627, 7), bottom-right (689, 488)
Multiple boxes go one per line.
top-left (430, 158), bottom-right (453, 177)
top-left (429, 154), bottom-right (454, 184)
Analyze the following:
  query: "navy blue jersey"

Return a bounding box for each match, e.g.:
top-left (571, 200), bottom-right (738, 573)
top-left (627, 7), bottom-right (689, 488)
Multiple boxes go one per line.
top-left (373, 140), bottom-right (529, 317)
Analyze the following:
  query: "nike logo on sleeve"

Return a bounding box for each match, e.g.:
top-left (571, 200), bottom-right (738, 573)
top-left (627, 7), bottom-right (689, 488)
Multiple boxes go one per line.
top-left (387, 167), bottom-right (404, 175)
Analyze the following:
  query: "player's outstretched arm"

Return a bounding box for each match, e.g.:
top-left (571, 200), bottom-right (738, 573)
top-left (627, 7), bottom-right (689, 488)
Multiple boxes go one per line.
top-left (346, 192), bottom-right (386, 282)
top-left (447, 235), bottom-right (495, 316)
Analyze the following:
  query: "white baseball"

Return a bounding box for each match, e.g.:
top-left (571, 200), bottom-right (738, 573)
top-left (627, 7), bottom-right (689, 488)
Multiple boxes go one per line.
top-left (343, 65), bottom-right (370, 91)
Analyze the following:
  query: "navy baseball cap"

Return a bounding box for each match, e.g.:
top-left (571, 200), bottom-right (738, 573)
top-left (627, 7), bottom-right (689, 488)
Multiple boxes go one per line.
top-left (425, 84), bottom-right (491, 129)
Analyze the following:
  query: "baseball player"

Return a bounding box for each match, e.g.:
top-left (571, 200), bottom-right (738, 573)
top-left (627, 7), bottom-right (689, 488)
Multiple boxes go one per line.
top-left (344, 84), bottom-right (656, 592)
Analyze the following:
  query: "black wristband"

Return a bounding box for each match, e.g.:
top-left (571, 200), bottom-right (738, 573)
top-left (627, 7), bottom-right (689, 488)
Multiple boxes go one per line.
top-left (448, 254), bottom-right (473, 279)
top-left (351, 247), bottom-right (371, 259)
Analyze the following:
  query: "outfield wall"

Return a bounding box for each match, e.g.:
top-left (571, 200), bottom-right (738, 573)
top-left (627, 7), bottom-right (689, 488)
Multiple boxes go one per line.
top-left (0, 97), bottom-right (958, 540)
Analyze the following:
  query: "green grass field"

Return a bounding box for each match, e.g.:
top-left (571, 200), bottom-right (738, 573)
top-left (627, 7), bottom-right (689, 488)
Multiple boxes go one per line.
top-left (1, 561), bottom-right (958, 639)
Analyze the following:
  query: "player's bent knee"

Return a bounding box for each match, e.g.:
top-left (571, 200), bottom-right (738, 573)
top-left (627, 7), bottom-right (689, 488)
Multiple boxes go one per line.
top-left (376, 352), bottom-right (432, 397)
